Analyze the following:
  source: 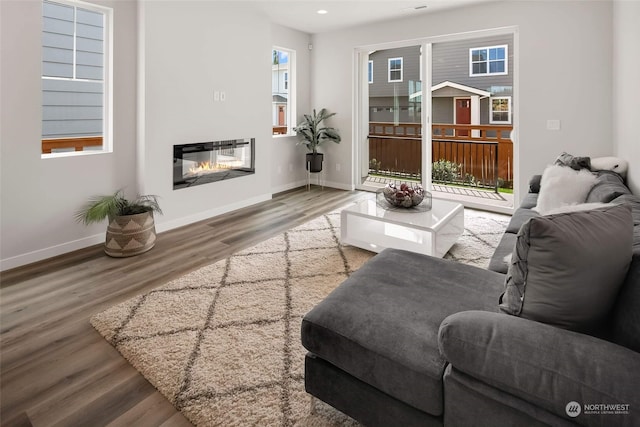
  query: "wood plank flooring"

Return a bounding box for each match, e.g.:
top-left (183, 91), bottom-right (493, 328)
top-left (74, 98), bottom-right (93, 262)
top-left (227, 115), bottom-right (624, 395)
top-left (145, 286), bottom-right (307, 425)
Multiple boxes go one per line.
top-left (0, 186), bottom-right (370, 427)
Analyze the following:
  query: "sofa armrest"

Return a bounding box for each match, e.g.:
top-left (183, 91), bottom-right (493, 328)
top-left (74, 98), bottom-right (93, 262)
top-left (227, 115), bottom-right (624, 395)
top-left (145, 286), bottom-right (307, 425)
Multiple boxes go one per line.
top-left (529, 174), bottom-right (542, 193)
top-left (439, 311), bottom-right (640, 426)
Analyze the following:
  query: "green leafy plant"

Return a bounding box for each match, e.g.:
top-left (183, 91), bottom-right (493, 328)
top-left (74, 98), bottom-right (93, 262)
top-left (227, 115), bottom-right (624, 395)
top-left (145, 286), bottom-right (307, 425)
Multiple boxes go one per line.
top-left (293, 108), bottom-right (341, 153)
top-left (75, 190), bottom-right (162, 225)
top-left (432, 159), bottom-right (461, 183)
top-left (369, 158), bottom-right (382, 172)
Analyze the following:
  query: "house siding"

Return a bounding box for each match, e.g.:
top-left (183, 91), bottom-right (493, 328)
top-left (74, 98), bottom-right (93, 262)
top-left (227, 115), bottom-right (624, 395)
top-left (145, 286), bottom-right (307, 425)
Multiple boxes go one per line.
top-left (369, 45), bottom-right (422, 98)
top-left (368, 34), bottom-right (513, 125)
top-left (42, 0), bottom-right (104, 139)
top-left (432, 34), bottom-right (513, 96)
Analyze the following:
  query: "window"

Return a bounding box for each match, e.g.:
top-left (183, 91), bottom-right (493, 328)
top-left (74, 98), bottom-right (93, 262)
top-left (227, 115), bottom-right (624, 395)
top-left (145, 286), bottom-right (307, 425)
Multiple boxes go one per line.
top-left (368, 60), bottom-right (373, 83)
top-left (490, 97), bottom-right (511, 124)
top-left (41, 0), bottom-right (112, 156)
top-left (470, 45), bottom-right (507, 76)
top-left (388, 57), bottom-right (403, 82)
top-left (272, 47), bottom-right (295, 136)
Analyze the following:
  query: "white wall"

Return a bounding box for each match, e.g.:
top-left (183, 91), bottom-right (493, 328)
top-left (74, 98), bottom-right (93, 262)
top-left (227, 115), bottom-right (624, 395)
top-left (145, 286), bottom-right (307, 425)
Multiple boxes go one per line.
top-left (613, 0), bottom-right (640, 195)
top-left (0, 0), bottom-right (138, 270)
top-left (310, 0), bottom-right (614, 201)
top-left (0, 1), bottom-right (310, 270)
top-left (270, 24), bottom-right (312, 193)
top-left (139, 1), bottom-right (275, 230)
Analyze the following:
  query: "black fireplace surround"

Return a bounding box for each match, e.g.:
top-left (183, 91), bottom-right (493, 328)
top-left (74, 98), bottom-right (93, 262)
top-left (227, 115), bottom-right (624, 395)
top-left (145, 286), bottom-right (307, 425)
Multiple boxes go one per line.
top-left (173, 138), bottom-right (255, 189)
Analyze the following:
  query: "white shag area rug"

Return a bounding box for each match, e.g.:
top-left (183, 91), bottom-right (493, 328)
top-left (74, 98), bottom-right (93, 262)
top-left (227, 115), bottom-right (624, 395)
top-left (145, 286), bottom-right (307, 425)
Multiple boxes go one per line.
top-left (91, 207), bottom-right (509, 426)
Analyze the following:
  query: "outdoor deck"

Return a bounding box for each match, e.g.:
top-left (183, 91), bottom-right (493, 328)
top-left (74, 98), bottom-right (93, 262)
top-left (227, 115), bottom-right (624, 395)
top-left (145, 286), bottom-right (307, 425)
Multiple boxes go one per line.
top-left (367, 121), bottom-right (514, 209)
top-left (363, 175), bottom-right (514, 209)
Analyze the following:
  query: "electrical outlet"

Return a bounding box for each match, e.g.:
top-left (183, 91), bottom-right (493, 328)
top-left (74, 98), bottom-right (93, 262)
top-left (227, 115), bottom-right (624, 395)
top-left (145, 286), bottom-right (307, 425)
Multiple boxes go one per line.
top-left (220, 91), bottom-right (226, 102)
top-left (214, 91), bottom-right (220, 101)
top-left (277, 165), bottom-right (282, 174)
top-left (336, 163), bottom-right (341, 172)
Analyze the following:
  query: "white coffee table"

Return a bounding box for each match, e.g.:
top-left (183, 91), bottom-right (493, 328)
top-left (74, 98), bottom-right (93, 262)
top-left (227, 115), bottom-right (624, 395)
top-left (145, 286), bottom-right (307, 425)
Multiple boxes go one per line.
top-left (340, 198), bottom-right (464, 257)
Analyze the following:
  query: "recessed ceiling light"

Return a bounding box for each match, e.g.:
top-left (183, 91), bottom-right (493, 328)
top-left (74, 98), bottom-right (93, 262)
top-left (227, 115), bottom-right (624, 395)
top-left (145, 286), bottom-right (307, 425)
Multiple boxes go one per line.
top-left (317, 9), bottom-right (328, 15)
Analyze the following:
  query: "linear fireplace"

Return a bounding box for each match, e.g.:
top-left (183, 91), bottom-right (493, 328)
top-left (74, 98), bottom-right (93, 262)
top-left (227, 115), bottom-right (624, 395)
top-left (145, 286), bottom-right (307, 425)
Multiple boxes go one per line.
top-left (173, 138), bottom-right (255, 190)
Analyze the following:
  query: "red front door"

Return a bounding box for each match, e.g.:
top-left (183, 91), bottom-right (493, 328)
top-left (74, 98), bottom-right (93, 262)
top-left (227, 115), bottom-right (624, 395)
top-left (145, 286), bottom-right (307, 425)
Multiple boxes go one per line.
top-left (455, 98), bottom-right (471, 137)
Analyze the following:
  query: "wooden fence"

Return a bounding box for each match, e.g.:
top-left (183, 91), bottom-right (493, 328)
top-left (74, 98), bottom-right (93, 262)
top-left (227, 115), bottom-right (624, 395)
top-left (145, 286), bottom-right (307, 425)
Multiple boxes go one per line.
top-left (368, 122), bottom-right (513, 189)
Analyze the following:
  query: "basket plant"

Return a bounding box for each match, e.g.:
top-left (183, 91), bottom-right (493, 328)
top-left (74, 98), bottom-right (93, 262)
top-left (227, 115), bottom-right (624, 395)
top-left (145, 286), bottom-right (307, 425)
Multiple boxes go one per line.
top-left (75, 190), bottom-right (162, 257)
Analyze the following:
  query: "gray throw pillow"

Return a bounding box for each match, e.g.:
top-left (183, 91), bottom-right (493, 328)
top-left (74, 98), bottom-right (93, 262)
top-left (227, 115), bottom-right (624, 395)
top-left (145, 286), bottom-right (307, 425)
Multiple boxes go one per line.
top-left (499, 204), bottom-right (633, 332)
top-left (554, 151), bottom-right (591, 170)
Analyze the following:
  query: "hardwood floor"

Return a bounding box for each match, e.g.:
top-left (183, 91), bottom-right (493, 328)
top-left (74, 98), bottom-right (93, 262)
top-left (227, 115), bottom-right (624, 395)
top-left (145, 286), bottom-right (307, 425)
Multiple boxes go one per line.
top-left (0, 186), bottom-right (370, 427)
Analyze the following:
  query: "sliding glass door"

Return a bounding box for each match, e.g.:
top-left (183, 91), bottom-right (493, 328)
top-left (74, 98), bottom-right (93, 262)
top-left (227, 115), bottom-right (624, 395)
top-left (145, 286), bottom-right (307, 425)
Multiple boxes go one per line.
top-left (355, 28), bottom-right (516, 212)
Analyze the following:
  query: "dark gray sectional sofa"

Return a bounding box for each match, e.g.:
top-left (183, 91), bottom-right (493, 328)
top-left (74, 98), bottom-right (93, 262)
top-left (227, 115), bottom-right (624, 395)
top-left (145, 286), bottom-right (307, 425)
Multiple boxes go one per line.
top-left (301, 169), bottom-right (640, 427)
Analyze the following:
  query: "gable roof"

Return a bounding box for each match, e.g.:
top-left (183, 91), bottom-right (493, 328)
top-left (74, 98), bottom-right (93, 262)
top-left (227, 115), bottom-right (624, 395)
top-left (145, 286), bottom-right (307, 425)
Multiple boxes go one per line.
top-left (431, 81), bottom-right (491, 98)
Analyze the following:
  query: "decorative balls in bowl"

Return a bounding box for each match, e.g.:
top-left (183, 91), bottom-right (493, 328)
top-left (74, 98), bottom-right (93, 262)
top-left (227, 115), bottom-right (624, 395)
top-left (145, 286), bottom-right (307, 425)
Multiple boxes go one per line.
top-left (382, 182), bottom-right (425, 208)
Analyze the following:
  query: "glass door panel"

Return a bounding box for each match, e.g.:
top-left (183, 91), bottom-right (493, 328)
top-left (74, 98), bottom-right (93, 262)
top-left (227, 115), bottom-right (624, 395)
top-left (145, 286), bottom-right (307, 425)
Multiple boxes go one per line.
top-left (363, 45), bottom-right (423, 189)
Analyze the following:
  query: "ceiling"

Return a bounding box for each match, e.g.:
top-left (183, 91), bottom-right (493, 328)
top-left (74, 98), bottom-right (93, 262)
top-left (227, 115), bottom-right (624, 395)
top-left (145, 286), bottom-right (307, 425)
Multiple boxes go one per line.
top-left (241, 0), bottom-right (493, 34)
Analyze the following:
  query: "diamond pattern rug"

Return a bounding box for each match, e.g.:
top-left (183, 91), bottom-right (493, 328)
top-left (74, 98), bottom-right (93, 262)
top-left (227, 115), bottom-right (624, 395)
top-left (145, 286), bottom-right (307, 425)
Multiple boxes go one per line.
top-left (91, 207), bottom-right (509, 426)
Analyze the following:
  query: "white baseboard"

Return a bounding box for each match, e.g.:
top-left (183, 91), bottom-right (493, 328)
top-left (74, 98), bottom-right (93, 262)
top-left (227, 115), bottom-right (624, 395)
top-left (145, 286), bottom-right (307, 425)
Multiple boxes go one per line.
top-left (0, 184), bottom-right (362, 272)
top-left (270, 180), bottom-right (308, 194)
top-left (1, 193), bottom-right (273, 272)
top-left (0, 233), bottom-right (105, 272)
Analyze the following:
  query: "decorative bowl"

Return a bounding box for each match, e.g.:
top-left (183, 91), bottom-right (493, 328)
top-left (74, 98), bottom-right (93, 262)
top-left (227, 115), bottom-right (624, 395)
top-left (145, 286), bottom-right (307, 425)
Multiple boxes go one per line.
top-left (381, 182), bottom-right (426, 208)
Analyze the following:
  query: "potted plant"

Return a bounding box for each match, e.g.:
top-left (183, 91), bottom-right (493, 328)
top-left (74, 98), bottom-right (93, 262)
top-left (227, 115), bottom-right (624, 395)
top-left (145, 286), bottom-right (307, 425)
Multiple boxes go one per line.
top-left (293, 108), bottom-right (341, 173)
top-left (75, 190), bottom-right (163, 257)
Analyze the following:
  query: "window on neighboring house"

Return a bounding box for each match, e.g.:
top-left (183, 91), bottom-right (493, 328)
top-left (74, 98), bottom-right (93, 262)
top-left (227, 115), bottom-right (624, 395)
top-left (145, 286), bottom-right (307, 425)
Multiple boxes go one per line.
top-left (388, 57), bottom-right (403, 82)
top-left (490, 97), bottom-right (511, 124)
top-left (41, 0), bottom-right (111, 156)
top-left (470, 45), bottom-right (507, 76)
top-left (272, 47), bottom-right (295, 136)
top-left (368, 60), bottom-right (373, 83)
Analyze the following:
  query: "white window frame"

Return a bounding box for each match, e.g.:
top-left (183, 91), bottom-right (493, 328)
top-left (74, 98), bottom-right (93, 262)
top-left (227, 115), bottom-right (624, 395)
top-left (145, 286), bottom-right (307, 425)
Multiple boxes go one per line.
top-left (368, 60), bottom-right (373, 83)
top-left (469, 44), bottom-right (508, 77)
top-left (41, 0), bottom-right (113, 158)
top-left (272, 46), bottom-right (296, 137)
top-left (490, 96), bottom-right (512, 124)
top-left (388, 57), bottom-right (403, 82)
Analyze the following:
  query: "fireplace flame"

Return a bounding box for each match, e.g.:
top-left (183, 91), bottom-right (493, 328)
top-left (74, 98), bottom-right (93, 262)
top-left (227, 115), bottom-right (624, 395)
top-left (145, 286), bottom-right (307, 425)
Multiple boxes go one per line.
top-left (189, 161), bottom-right (215, 174)
top-left (188, 158), bottom-right (244, 175)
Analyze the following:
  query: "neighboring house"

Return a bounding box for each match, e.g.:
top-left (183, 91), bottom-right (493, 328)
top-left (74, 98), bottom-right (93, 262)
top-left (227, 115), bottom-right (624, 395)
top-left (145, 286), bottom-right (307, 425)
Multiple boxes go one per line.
top-left (272, 49), bottom-right (289, 134)
top-left (368, 34), bottom-right (514, 128)
top-left (42, 0), bottom-right (105, 153)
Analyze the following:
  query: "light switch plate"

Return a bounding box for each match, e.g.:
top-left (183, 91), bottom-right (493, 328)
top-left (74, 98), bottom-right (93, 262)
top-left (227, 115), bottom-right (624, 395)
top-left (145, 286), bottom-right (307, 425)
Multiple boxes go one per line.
top-left (547, 119), bottom-right (561, 131)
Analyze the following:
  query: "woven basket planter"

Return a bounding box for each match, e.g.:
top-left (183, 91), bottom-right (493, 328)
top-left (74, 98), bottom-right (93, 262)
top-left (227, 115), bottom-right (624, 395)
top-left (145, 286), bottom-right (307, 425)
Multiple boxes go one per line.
top-left (104, 211), bottom-right (157, 257)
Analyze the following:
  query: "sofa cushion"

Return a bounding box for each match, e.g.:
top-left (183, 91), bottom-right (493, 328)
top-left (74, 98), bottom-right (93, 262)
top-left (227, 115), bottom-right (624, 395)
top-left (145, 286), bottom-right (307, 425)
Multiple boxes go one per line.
top-left (585, 170), bottom-right (631, 203)
top-left (488, 232), bottom-right (517, 274)
top-left (505, 207), bottom-right (540, 234)
top-left (499, 204), bottom-right (633, 333)
top-left (613, 193), bottom-right (640, 255)
top-left (611, 254), bottom-right (640, 352)
top-left (527, 175), bottom-right (542, 194)
top-left (534, 164), bottom-right (597, 214)
top-left (439, 311), bottom-right (640, 427)
top-left (518, 192), bottom-right (538, 210)
top-left (301, 248), bottom-right (505, 417)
